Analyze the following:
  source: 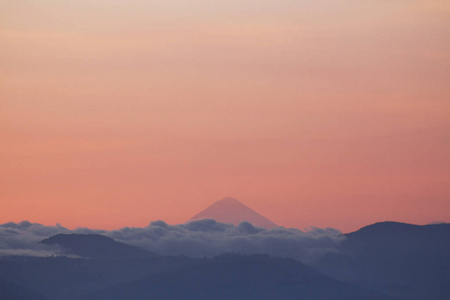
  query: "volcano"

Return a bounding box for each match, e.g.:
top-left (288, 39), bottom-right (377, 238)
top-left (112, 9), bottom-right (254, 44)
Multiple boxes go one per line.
top-left (188, 197), bottom-right (277, 229)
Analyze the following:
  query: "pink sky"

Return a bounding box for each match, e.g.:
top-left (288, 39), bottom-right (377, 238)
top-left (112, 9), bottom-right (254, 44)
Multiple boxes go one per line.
top-left (1, 0), bottom-right (449, 232)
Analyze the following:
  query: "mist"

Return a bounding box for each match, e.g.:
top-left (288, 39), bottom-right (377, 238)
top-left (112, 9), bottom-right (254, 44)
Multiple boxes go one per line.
top-left (0, 220), bottom-right (343, 262)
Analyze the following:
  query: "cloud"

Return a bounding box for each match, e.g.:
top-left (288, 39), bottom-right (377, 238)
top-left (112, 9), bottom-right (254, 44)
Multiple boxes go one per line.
top-left (0, 221), bottom-right (66, 257)
top-left (0, 221), bottom-right (104, 257)
top-left (0, 220), bottom-right (344, 262)
top-left (108, 219), bottom-right (344, 262)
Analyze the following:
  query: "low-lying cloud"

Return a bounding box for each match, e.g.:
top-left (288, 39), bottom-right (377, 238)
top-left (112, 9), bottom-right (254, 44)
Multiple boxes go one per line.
top-left (0, 221), bottom-right (102, 257)
top-left (0, 220), bottom-right (344, 262)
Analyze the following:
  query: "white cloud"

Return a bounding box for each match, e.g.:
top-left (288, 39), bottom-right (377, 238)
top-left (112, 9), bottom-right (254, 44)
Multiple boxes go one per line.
top-left (0, 220), bottom-right (344, 262)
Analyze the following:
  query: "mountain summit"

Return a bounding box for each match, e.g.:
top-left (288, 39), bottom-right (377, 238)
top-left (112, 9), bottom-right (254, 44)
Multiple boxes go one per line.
top-left (188, 197), bottom-right (277, 229)
top-left (41, 234), bottom-right (154, 259)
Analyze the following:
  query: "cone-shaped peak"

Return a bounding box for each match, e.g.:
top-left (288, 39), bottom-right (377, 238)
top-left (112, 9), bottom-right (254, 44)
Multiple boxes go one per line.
top-left (215, 197), bottom-right (241, 204)
top-left (188, 197), bottom-right (277, 229)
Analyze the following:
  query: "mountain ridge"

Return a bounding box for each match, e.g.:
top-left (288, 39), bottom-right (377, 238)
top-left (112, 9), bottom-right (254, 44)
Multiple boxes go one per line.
top-left (41, 233), bottom-right (154, 259)
top-left (188, 197), bottom-right (277, 229)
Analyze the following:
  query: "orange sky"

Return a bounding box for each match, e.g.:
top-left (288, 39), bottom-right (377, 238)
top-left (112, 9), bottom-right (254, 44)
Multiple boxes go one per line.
top-left (1, 0), bottom-right (449, 232)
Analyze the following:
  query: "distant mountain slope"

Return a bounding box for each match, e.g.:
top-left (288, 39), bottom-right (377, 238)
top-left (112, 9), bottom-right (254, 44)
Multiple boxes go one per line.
top-left (313, 221), bottom-right (450, 300)
top-left (82, 254), bottom-right (396, 300)
top-left (346, 221), bottom-right (449, 241)
top-left (41, 233), bottom-right (154, 259)
top-left (0, 277), bottom-right (49, 300)
top-left (2, 221), bottom-right (447, 300)
top-left (0, 256), bottom-right (196, 300)
top-left (188, 197), bottom-right (277, 229)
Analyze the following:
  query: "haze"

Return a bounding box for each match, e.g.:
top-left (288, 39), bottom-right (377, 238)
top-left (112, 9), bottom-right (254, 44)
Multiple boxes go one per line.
top-left (1, 0), bottom-right (449, 231)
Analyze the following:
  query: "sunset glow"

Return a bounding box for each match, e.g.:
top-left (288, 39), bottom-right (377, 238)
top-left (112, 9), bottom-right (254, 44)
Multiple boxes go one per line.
top-left (1, 0), bottom-right (449, 232)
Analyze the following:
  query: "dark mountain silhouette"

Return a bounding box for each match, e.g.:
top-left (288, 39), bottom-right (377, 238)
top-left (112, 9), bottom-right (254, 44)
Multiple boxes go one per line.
top-left (81, 254), bottom-right (396, 300)
top-left (1, 221), bottom-right (448, 300)
top-left (41, 233), bottom-right (154, 259)
top-left (0, 256), bottom-right (196, 300)
top-left (312, 221), bottom-right (450, 300)
top-left (0, 277), bottom-right (49, 300)
top-left (188, 197), bottom-right (277, 229)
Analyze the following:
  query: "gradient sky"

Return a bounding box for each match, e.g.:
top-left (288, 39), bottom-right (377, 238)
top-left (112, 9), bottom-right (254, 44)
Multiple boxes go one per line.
top-left (1, 0), bottom-right (449, 232)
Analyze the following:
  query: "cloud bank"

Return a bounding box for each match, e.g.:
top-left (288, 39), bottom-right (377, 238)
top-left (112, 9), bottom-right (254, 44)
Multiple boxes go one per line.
top-left (0, 220), bottom-right (344, 262)
top-left (0, 221), bottom-right (103, 257)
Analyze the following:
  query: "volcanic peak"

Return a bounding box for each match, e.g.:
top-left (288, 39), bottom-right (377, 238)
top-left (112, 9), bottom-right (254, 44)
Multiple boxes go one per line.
top-left (188, 197), bottom-right (277, 229)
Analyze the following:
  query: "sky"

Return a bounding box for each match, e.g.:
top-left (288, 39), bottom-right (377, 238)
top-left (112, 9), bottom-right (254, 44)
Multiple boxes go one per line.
top-left (1, 0), bottom-right (449, 232)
